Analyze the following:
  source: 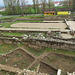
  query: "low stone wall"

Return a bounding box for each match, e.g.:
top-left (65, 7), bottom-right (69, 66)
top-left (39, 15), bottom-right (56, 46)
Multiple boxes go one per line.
top-left (0, 38), bottom-right (20, 44)
top-left (44, 15), bottom-right (74, 21)
top-left (1, 34), bottom-right (75, 51)
top-left (0, 35), bottom-right (22, 39)
top-left (0, 29), bottom-right (48, 33)
top-left (24, 38), bottom-right (75, 51)
top-left (12, 18), bottom-right (43, 22)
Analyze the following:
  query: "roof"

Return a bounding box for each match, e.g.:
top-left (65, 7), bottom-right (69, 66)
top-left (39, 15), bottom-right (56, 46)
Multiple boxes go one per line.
top-left (44, 11), bottom-right (55, 13)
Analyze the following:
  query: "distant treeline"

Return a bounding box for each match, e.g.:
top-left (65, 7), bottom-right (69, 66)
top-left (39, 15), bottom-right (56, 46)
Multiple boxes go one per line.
top-left (2, 0), bottom-right (75, 15)
top-left (2, 0), bottom-right (54, 15)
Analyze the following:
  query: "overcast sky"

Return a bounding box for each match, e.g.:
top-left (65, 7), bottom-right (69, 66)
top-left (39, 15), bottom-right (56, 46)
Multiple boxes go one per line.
top-left (0, 0), bottom-right (64, 5)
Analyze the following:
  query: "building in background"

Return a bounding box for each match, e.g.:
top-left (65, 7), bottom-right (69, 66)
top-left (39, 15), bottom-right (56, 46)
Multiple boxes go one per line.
top-left (54, 1), bottom-right (63, 6)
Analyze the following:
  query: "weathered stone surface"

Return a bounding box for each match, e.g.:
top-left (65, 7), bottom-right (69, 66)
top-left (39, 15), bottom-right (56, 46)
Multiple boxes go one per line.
top-left (3, 40), bottom-right (12, 44)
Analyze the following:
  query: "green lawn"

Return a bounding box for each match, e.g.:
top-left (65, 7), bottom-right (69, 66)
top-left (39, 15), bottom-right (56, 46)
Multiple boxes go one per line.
top-left (25, 47), bottom-right (45, 56)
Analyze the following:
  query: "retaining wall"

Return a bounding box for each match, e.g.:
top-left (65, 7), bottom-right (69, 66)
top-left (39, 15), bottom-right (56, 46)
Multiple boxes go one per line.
top-left (44, 15), bottom-right (75, 21)
top-left (0, 38), bottom-right (20, 44)
top-left (0, 37), bottom-right (75, 51)
top-left (24, 38), bottom-right (75, 51)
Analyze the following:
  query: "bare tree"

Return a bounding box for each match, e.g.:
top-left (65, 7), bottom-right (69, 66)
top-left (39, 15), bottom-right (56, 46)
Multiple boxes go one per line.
top-left (73, 0), bottom-right (75, 11)
top-left (41, 0), bottom-right (46, 13)
top-left (48, 0), bottom-right (51, 11)
top-left (32, 0), bottom-right (36, 13)
top-left (36, 0), bottom-right (40, 13)
top-left (20, 0), bottom-right (27, 14)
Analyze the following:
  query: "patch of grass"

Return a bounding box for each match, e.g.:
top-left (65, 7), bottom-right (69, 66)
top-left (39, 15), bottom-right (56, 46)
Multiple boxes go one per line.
top-left (18, 15), bottom-right (44, 18)
top-left (26, 46), bottom-right (75, 57)
top-left (15, 20), bottom-right (43, 23)
top-left (0, 44), bottom-right (17, 54)
top-left (0, 15), bottom-right (44, 20)
top-left (0, 22), bottom-right (12, 28)
top-left (26, 47), bottom-right (45, 56)
top-left (0, 20), bottom-right (43, 28)
top-left (2, 32), bottom-right (24, 36)
top-left (1, 60), bottom-right (6, 64)
top-left (45, 48), bottom-right (75, 57)
top-left (0, 43), bottom-right (25, 54)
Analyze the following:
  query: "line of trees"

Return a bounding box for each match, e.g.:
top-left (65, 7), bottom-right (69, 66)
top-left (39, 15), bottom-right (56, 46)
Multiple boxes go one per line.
top-left (73, 0), bottom-right (75, 11)
top-left (3, 0), bottom-right (54, 15)
top-left (3, 0), bottom-right (28, 15)
top-left (3, 0), bottom-right (75, 15)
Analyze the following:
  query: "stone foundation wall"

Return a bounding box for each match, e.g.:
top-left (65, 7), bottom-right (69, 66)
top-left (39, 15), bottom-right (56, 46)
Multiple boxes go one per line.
top-left (24, 38), bottom-right (75, 51)
top-left (0, 38), bottom-right (20, 44)
top-left (0, 35), bottom-right (75, 51)
top-left (44, 15), bottom-right (75, 20)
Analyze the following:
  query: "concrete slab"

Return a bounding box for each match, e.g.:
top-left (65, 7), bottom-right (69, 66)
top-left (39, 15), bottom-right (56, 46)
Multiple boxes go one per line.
top-left (67, 21), bottom-right (75, 30)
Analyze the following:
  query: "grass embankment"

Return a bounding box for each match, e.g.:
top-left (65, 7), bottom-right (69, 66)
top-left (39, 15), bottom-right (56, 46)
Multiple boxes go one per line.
top-left (0, 43), bottom-right (24, 54)
top-left (0, 42), bottom-right (75, 57)
top-left (0, 15), bottom-right (44, 20)
top-left (1, 32), bottom-right (46, 37)
top-left (46, 48), bottom-right (75, 57)
top-left (0, 15), bottom-right (44, 28)
top-left (25, 46), bottom-right (75, 57)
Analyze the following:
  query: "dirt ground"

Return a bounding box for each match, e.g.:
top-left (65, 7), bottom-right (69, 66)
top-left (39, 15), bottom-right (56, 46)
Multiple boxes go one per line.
top-left (0, 43), bottom-right (75, 75)
top-left (30, 61), bottom-right (57, 75)
top-left (0, 70), bottom-right (16, 75)
top-left (39, 62), bottom-right (57, 75)
top-left (42, 53), bottom-right (75, 74)
top-left (0, 49), bottom-right (35, 69)
top-left (11, 22), bottom-right (67, 30)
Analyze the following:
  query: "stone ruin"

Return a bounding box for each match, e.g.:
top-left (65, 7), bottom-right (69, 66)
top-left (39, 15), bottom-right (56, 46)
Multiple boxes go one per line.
top-left (67, 72), bottom-right (75, 75)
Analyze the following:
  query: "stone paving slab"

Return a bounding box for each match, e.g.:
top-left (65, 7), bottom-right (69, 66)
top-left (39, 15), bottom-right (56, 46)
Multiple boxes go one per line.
top-left (67, 21), bottom-right (75, 30)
